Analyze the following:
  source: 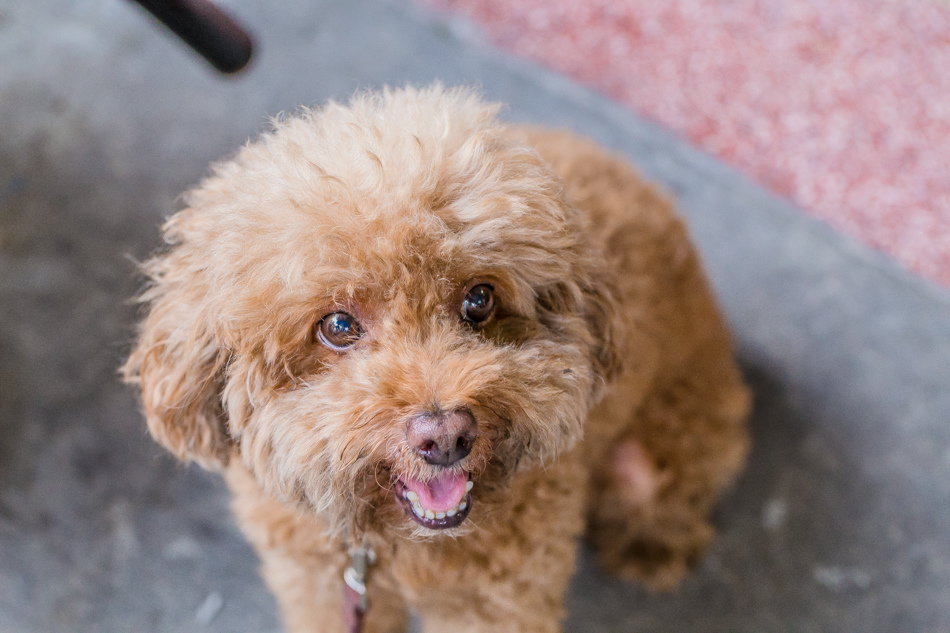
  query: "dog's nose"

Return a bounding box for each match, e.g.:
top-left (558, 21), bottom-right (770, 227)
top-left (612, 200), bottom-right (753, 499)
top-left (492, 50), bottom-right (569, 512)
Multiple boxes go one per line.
top-left (407, 409), bottom-right (477, 466)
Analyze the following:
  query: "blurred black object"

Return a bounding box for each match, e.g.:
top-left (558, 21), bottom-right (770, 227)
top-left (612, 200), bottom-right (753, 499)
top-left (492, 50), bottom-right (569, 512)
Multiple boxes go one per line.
top-left (130, 0), bottom-right (254, 74)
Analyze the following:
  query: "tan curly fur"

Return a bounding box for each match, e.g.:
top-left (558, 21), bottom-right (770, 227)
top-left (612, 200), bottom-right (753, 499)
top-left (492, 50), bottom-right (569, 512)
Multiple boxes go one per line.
top-left (123, 85), bottom-right (750, 632)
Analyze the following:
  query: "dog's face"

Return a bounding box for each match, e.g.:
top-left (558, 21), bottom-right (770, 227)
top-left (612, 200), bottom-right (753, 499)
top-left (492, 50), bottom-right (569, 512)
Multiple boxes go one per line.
top-left (125, 87), bottom-right (622, 537)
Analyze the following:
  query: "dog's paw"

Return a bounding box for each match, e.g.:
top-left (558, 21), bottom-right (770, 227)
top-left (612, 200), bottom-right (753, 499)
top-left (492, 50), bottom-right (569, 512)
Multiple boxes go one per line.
top-left (605, 524), bottom-right (713, 591)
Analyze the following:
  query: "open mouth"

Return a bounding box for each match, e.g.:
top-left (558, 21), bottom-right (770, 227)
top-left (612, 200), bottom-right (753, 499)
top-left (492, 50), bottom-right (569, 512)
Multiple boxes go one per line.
top-left (394, 470), bottom-right (474, 530)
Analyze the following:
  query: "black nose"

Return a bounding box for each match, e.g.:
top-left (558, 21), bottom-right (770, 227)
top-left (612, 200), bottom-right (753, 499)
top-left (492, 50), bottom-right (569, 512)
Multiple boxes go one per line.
top-left (407, 409), bottom-right (477, 466)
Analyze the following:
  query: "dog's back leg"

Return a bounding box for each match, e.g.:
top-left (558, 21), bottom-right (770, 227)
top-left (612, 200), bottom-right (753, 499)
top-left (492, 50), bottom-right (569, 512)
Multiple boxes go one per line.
top-left (584, 348), bottom-right (750, 590)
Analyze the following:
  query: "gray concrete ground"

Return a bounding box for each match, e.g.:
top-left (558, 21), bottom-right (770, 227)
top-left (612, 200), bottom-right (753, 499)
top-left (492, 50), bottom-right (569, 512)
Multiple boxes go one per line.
top-left (2, 1), bottom-right (949, 631)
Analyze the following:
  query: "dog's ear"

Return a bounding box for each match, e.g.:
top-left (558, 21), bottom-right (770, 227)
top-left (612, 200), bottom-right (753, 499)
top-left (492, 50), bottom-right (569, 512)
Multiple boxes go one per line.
top-left (122, 282), bottom-right (232, 470)
top-left (536, 276), bottom-right (625, 388)
top-left (580, 278), bottom-right (625, 386)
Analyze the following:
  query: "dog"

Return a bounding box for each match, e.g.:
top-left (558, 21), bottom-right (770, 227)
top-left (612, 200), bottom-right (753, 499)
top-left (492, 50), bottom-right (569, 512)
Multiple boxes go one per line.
top-left (123, 85), bottom-right (749, 633)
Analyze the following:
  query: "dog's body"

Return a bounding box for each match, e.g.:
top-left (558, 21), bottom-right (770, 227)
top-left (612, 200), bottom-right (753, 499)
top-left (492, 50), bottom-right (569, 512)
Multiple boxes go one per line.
top-left (124, 87), bottom-right (749, 633)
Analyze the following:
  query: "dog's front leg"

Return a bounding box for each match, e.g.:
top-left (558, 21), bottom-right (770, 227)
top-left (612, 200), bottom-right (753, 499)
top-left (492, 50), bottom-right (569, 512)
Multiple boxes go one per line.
top-left (225, 465), bottom-right (410, 633)
top-left (396, 454), bottom-right (588, 633)
top-left (413, 572), bottom-right (573, 633)
top-left (254, 546), bottom-right (410, 633)
top-left (256, 544), bottom-right (348, 632)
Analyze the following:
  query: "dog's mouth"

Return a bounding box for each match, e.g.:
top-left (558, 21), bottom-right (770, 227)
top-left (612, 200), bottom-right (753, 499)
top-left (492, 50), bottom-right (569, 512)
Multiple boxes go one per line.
top-left (393, 470), bottom-right (473, 530)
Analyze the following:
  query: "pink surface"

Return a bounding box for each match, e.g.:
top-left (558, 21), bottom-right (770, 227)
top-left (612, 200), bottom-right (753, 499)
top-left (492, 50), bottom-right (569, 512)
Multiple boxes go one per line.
top-left (420, 0), bottom-right (950, 287)
top-left (402, 470), bottom-right (468, 512)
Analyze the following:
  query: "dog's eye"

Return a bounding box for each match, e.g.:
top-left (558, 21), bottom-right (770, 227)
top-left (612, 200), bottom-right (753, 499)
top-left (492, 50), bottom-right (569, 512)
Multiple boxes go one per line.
top-left (317, 312), bottom-right (362, 351)
top-left (461, 284), bottom-right (495, 324)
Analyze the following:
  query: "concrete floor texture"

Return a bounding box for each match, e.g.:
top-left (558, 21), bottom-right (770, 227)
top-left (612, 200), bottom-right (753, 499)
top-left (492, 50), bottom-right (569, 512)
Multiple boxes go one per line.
top-left (1, 1), bottom-right (949, 632)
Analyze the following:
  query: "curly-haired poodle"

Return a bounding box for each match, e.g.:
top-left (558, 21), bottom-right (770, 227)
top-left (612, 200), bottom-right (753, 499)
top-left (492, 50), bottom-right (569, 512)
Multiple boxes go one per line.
top-left (123, 85), bottom-right (749, 633)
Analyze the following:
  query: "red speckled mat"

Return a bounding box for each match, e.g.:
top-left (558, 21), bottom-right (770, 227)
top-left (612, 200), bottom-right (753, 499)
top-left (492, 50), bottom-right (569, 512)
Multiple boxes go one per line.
top-left (420, 0), bottom-right (950, 288)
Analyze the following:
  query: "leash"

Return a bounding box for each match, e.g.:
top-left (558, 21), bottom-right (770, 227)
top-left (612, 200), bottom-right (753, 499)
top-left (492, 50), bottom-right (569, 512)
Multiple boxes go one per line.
top-left (342, 537), bottom-right (376, 633)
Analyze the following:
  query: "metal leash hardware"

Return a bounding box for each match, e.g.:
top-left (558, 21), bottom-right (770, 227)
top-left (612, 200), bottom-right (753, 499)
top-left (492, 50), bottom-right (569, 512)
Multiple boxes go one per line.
top-left (342, 537), bottom-right (376, 633)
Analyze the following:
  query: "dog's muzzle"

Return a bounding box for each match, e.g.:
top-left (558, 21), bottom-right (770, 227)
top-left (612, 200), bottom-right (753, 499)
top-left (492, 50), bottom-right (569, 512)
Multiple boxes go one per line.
top-left (390, 408), bottom-right (477, 529)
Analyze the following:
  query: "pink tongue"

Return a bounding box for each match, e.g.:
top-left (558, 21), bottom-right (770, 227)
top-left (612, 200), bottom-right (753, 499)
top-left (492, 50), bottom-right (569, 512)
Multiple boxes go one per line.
top-left (403, 471), bottom-right (468, 513)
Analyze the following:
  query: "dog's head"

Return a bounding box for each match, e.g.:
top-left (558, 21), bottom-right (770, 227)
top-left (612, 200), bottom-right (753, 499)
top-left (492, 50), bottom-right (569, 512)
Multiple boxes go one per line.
top-left (124, 86), bottom-right (623, 537)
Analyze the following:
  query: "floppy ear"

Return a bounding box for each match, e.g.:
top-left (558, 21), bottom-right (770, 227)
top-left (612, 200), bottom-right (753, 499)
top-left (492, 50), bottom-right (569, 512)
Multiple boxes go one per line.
top-left (581, 278), bottom-right (625, 386)
top-left (122, 279), bottom-right (232, 470)
top-left (535, 273), bottom-right (625, 391)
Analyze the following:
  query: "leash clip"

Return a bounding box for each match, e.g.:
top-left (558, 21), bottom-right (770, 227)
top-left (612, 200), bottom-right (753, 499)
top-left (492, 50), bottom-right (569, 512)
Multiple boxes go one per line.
top-left (344, 543), bottom-right (376, 613)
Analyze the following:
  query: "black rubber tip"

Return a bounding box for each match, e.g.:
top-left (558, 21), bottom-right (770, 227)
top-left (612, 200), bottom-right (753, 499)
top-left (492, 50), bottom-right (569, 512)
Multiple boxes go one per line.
top-left (130, 0), bottom-right (255, 74)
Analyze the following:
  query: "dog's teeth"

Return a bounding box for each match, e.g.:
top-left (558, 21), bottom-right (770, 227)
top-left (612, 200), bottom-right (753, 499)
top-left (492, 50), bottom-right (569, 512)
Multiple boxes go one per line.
top-left (425, 510), bottom-right (436, 520)
top-left (459, 501), bottom-right (467, 511)
top-left (405, 490), bottom-right (420, 503)
top-left (436, 512), bottom-right (446, 520)
top-left (465, 480), bottom-right (474, 492)
top-left (412, 503), bottom-right (424, 517)
top-left (446, 508), bottom-right (457, 517)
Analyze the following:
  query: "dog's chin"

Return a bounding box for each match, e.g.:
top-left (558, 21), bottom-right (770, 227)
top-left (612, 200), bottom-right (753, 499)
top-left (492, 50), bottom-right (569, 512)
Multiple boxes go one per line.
top-left (392, 471), bottom-right (474, 531)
